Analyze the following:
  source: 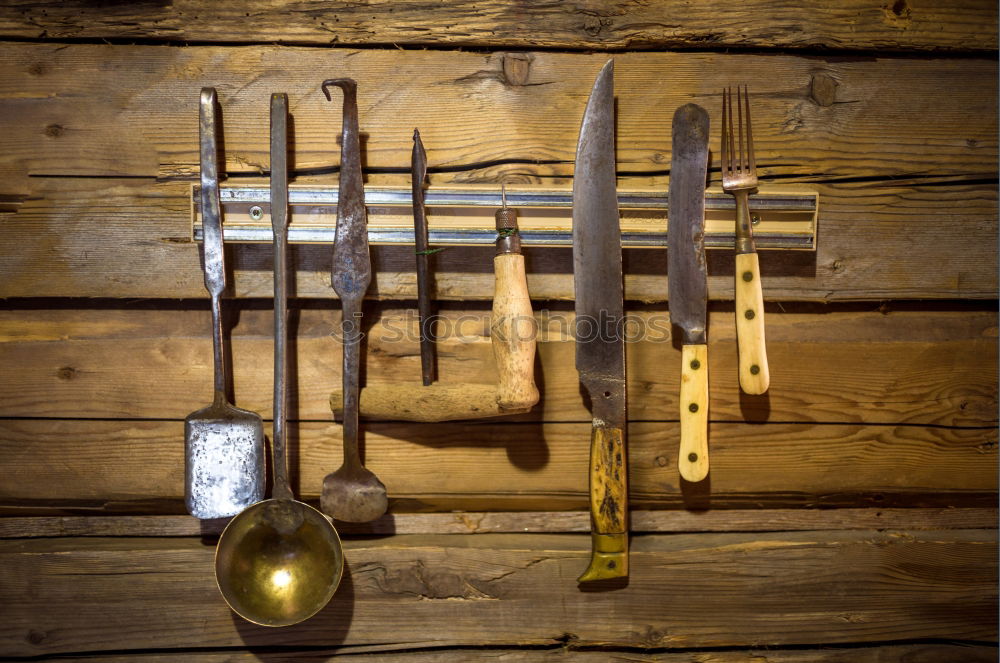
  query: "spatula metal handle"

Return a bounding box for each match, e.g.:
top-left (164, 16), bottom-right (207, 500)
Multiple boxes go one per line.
top-left (199, 88), bottom-right (229, 401)
top-left (679, 343), bottom-right (709, 482)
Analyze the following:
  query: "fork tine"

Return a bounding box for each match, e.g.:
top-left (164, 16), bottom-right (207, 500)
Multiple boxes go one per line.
top-left (721, 87), bottom-right (729, 174)
top-left (736, 86), bottom-right (745, 174)
top-left (726, 87), bottom-right (736, 174)
top-left (744, 85), bottom-right (755, 174)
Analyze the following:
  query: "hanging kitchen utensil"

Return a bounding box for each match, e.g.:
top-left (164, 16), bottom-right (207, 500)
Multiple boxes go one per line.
top-left (215, 93), bottom-right (344, 627)
top-left (185, 87), bottom-right (265, 520)
top-left (320, 78), bottom-right (389, 524)
top-left (572, 60), bottom-right (629, 583)
top-left (668, 103), bottom-right (711, 483)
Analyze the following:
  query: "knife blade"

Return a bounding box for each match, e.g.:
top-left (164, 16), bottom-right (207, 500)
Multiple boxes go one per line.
top-left (572, 59), bottom-right (628, 583)
top-left (667, 103), bottom-right (711, 483)
top-left (411, 128), bottom-right (436, 386)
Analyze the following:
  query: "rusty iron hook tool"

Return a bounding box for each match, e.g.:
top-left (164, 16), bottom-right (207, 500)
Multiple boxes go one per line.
top-left (320, 78), bottom-right (388, 523)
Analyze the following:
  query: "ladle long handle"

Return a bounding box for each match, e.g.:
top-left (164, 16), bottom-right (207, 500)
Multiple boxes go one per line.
top-left (199, 88), bottom-right (229, 403)
top-left (270, 92), bottom-right (293, 502)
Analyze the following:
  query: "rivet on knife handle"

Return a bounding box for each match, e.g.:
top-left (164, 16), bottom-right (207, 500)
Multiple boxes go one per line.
top-left (722, 86), bottom-right (769, 394)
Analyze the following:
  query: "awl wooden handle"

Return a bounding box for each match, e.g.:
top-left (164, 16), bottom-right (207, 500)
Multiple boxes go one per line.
top-left (492, 253), bottom-right (540, 411)
top-left (735, 252), bottom-right (770, 394)
top-left (678, 343), bottom-right (709, 482)
top-left (330, 382), bottom-right (531, 423)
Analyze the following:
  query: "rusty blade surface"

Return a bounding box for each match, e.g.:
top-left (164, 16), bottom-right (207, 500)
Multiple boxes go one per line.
top-left (667, 104), bottom-right (710, 345)
top-left (411, 128), bottom-right (435, 386)
top-left (572, 60), bottom-right (625, 427)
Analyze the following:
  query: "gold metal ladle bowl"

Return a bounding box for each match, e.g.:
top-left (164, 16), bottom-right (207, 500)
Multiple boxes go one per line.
top-left (215, 497), bottom-right (343, 627)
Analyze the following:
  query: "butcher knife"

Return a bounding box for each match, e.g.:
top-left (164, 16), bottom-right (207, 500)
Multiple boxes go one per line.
top-left (572, 60), bottom-right (628, 582)
top-left (667, 104), bottom-right (711, 483)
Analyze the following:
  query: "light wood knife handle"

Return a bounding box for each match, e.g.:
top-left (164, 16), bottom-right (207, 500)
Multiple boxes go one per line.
top-left (679, 344), bottom-right (709, 482)
top-left (492, 253), bottom-right (540, 411)
top-left (735, 252), bottom-right (770, 394)
top-left (578, 424), bottom-right (628, 582)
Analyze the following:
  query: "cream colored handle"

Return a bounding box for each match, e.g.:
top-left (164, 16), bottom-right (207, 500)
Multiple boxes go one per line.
top-left (679, 343), bottom-right (709, 482)
top-left (492, 254), bottom-right (540, 412)
top-left (735, 252), bottom-right (770, 394)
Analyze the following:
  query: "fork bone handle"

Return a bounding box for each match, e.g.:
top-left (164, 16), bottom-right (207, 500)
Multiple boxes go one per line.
top-left (733, 190), bottom-right (770, 394)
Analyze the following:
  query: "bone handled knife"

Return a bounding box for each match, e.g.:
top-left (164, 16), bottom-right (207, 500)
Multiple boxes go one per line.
top-left (668, 104), bottom-right (711, 483)
top-left (573, 60), bottom-right (628, 583)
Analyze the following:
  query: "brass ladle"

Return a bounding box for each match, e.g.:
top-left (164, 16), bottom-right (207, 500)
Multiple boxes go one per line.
top-left (214, 93), bottom-right (343, 627)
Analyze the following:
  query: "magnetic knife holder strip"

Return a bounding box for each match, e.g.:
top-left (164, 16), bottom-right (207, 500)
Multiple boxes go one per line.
top-left (191, 185), bottom-right (818, 250)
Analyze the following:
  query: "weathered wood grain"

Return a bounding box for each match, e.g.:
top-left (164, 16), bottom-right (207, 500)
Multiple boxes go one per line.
top-left (34, 644), bottom-right (1000, 663)
top-left (1, 179), bottom-right (995, 300)
top-left (0, 46), bottom-right (995, 183)
top-left (0, 306), bottom-right (993, 426)
top-left (0, 419), bottom-right (994, 512)
top-left (1, 531), bottom-right (995, 656)
top-left (0, 0), bottom-right (996, 52)
top-left (1, 509), bottom-right (996, 539)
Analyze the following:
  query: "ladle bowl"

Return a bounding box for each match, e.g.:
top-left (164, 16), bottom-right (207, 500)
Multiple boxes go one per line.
top-left (215, 498), bottom-right (343, 627)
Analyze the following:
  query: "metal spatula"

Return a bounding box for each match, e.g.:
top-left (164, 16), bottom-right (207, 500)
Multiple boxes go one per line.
top-left (185, 88), bottom-right (265, 520)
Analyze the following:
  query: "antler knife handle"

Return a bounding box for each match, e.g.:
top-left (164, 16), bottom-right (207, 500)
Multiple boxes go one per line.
top-left (735, 252), bottom-right (770, 394)
top-left (492, 253), bottom-right (540, 412)
top-left (679, 343), bottom-right (709, 482)
top-left (578, 423), bottom-right (628, 582)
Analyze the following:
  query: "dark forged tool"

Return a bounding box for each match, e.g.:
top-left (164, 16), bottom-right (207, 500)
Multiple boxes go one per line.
top-left (411, 129), bottom-right (436, 386)
top-left (572, 60), bottom-right (629, 583)
top-left (320, 78), bottom-right (388, 523)
top-left (214, 93), bottom-right (344, 627)
top-left (185, 87), bottom-right (265, 519)
top-left (667, 103), bottom-right (711, 483)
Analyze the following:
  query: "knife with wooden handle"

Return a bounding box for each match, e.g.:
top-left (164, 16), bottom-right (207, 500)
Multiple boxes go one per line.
top-left (668, 103), bottom-right (711, 483)
top-left (572, 60), bottom-right (628, 582)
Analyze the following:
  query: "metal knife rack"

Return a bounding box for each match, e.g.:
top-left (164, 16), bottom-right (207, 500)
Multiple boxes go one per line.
top-left (191, 185), bottom-right (817, 250)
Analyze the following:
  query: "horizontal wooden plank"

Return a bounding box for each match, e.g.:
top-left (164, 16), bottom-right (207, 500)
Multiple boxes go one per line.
top-left (35, 644), bottom-right (1000, 663)
top-left (0, 306), bottom-right (993, 426)
top-left (1, 178), bottom-right (995, 300)
top-left (0, 419), bottom-right (994, 512)
top-left (0, 46), bottom-right (994, 183)
top-left (1, 530), bottom-right (995, 656)
top-left (0, 1), bottom-right (995, 52)
top-left (1, 509), bottom-right (996, 539)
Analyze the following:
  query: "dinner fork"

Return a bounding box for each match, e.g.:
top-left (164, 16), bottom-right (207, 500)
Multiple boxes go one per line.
top-left (722, 86), bottom-right (769, 395)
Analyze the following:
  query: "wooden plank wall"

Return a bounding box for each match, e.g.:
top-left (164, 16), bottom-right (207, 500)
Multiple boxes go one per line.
top-left (0, 2), bottom-right (996, 661)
